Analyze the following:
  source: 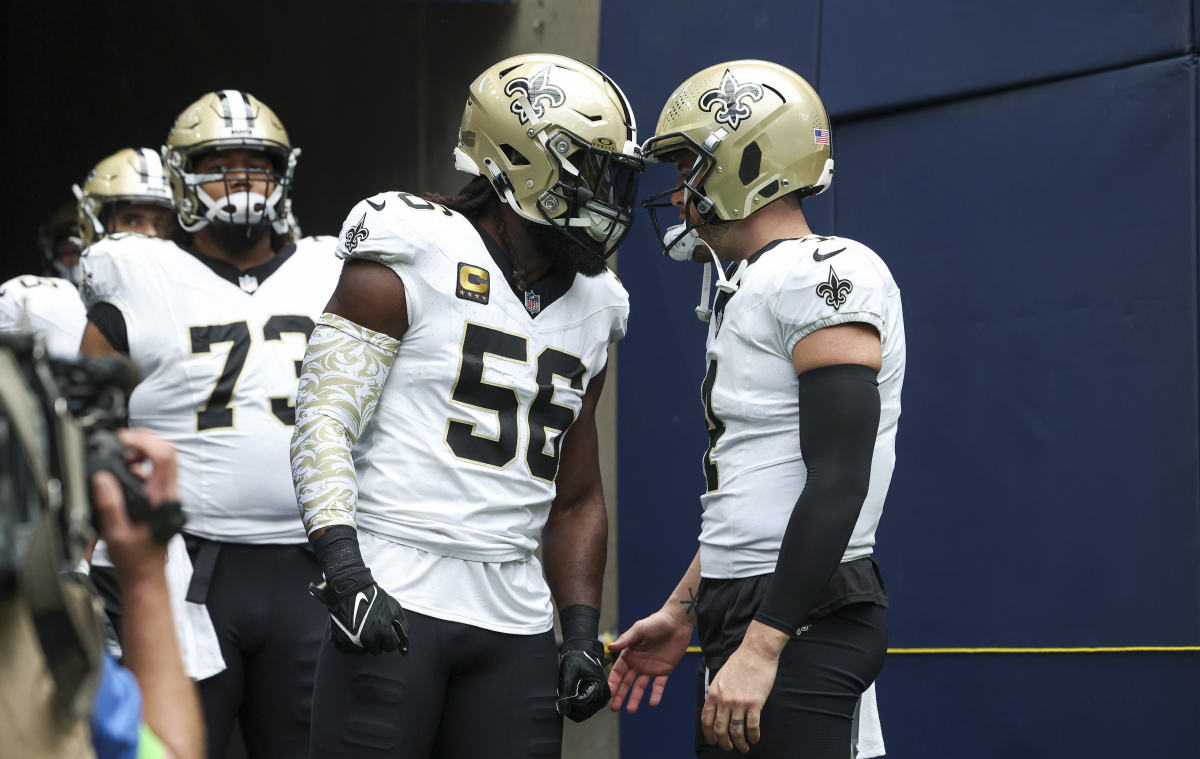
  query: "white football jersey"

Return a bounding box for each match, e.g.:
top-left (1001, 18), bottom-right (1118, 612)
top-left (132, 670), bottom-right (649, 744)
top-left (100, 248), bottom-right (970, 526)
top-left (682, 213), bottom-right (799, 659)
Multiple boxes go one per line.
top-left (336, 191), bottom-right (627, 632)
top-left (80, 234), bottom-right (342, 543)
top-left (0, 275), bottom-right (86, 358)
top-left (698, 235), bottom-right (905, 579)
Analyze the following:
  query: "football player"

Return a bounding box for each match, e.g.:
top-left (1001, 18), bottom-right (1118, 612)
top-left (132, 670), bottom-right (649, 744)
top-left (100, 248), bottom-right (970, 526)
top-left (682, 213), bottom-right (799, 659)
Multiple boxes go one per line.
top-left (606, 61), bottom-right (905, 759)
top-left (289, 54), bottom-right (641, 758)
top-left (75, 147), bottom-right (177, 248)
top-left (0, 150), bottom-right (176, 358)
top-left (79, 90), bottom-right (342, 759)
top-left (38, 200), bottom-right (85, 285)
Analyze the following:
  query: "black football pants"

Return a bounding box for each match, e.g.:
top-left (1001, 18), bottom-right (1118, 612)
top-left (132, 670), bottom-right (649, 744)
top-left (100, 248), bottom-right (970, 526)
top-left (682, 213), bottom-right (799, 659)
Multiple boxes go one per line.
top-left (695, 592), bottom-right (887, 759)
top-left (309, 609), bottom-right (562, 759)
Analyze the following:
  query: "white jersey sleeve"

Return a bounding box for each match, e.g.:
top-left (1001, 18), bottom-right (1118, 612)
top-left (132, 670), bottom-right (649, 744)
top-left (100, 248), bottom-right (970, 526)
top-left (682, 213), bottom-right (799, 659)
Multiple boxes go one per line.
top-left (773, 238), bottom-right (894, 354)
top-left (0, 275), bottom-right (87, 358)
top-left (335, 191), bottom-right (454, 328)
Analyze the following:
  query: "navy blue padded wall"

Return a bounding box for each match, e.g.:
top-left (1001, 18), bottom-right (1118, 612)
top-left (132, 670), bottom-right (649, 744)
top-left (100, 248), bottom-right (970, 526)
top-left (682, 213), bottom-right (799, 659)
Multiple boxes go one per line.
top-left (881, 653), bottom-right (1200, 756)
top-left (842, 56), bottom-right (1200, 647)
top-left (601, 2), bottom-right (1199, 757)
top-left (820, 0), bottom-right (1194, 117)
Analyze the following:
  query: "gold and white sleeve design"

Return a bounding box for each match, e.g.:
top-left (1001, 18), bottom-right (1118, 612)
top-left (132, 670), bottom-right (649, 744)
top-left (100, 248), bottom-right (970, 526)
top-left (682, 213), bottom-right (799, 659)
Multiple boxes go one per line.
top-left (290, 312), bottom-right (400, 536)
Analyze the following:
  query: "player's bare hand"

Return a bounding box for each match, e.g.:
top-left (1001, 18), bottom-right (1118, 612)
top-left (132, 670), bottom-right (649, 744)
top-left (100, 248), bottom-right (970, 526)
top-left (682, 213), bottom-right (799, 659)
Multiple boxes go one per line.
top-left (700, 624), bottom-right (787, 752)
top-left (607, 607), bottom-right (694, 713)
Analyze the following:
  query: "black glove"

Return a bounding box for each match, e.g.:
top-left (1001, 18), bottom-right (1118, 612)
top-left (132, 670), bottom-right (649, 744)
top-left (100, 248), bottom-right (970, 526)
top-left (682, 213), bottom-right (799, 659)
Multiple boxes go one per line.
top-left (556, 605), bottom-right (610, 722)
top-left (309, 525), bottom-right (409, 656)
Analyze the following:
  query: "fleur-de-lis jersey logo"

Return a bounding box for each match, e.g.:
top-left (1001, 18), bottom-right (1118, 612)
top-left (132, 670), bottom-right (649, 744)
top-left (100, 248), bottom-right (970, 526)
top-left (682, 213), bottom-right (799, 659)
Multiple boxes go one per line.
top-left (344, 213), bottom-right (369, 255)
top-left (505, 65), bottom-right (566, 124)
top-left (698, 70), bottom-right (765, 130)
top-left (816, 266), bottom-right (853, 310)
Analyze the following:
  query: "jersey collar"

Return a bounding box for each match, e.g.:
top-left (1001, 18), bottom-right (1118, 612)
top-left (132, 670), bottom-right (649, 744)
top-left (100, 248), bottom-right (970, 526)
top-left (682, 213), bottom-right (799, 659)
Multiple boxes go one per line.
top-left (185, 242), bottom-right (297, 294)
top-left (470, 222), bottom-right (575, 318)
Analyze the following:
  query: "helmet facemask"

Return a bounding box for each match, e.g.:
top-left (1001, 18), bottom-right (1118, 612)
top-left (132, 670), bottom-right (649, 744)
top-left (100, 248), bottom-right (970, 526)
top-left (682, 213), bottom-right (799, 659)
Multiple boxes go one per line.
top-left (641, 133), bottom-right (721, 260)
top-left (531, 129), bottom-right (642, 265)
top-left (167, 146), bottom-right (297, 235)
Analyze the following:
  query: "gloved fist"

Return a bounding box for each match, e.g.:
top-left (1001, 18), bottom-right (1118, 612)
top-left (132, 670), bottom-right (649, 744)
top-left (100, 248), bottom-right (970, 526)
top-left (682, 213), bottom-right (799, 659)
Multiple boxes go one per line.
top-left (556, 637), bottom-right (611, 722)
top-left (555, 605), bottom-right (610, 722)
top-left (309, 525), bottom-right (409, 656)
top-left (309, 577), bottom-right (409, 656)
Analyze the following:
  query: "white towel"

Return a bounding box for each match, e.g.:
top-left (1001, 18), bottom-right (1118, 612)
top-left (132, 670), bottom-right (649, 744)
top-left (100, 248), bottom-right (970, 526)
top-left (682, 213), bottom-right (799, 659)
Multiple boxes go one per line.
top-left (164, 534), bottom-right (226, 680)
top-left (854, 681), bottom-right (886, 758)
top-left (92, 536), bottom-right (226, 680)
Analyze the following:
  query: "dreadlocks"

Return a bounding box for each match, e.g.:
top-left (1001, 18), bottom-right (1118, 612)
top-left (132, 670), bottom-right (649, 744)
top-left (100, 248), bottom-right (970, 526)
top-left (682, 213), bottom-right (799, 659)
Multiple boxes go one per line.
top-left (422, 175), bottom-right (499, 222)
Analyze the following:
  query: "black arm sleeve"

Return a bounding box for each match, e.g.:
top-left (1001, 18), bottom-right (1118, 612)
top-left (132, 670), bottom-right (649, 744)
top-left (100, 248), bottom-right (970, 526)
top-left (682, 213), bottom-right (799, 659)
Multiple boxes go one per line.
top-left (87, 301), bottom-right (129, 356)
top-left (753, 363), bottom-right (881, 635)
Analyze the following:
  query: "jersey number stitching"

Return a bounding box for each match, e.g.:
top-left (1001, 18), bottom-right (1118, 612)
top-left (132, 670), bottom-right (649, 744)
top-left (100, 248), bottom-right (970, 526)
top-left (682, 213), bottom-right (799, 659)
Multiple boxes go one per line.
top-left (189, 315), bottom-right (315, 431)
top-left (445, 322), bottom-right (585, 482)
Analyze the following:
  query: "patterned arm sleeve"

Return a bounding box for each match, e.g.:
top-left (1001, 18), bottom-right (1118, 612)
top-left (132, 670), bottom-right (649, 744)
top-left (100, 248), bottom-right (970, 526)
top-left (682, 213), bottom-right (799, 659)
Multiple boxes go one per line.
top-left (290, 313), bottom-right (400, 536)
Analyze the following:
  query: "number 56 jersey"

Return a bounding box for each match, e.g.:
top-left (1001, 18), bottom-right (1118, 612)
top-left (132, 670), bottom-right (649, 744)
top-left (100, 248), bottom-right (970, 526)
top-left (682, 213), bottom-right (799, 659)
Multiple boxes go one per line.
top-left (80, 235), bottom-right (343, 543)
top-left (337, 192), bottom-right (627, 564)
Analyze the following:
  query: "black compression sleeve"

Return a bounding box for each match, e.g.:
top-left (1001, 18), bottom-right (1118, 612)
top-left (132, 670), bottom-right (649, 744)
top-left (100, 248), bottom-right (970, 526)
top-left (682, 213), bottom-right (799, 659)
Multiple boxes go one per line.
top-left (87, 301), bottom-right (129, 355)
top-left (753, 363), bottom-right (881, 635)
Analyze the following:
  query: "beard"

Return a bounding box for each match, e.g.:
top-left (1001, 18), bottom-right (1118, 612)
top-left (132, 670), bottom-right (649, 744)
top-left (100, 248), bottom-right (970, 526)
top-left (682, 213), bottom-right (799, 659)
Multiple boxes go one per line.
top-left (206, 221), bottom-right (272, 256)
top-left (526, 221), bottom-right (609, 277)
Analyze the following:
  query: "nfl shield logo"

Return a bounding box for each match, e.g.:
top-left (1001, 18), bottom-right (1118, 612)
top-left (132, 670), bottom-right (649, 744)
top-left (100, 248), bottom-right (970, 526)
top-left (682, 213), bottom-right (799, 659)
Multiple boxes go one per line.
top-left (524, 289), bottom-right (541, 314)
top-left (238, 274), bottom-right (259, 293)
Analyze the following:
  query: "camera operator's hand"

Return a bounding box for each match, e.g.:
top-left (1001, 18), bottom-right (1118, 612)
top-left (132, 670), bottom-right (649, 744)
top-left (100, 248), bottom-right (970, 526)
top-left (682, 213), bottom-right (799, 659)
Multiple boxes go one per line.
top-left (115, 427), bottom-right (180, 506)
top-left (90, 431), bottom-right (204, 759)
top-left (94, 429), bottom-right (179, 584)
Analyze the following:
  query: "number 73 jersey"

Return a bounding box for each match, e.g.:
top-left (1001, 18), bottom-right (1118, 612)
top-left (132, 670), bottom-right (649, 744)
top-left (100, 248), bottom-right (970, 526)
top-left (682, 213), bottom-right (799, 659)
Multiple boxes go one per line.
top-left (80, 234), bottom-right (343, 543)
top-left (336, 193), bottom-right (628, 562)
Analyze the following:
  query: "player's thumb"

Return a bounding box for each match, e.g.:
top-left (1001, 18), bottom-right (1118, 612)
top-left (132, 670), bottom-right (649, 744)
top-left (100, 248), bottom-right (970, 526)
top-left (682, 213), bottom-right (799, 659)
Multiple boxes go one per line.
top-left (607, 627), bottom-right (638, 652)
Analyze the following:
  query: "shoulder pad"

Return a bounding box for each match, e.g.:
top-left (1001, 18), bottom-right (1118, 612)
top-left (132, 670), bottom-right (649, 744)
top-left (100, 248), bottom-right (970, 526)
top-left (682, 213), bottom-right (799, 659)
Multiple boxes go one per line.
top-left (334, 192), bottom-right (463, 268)
top-left (773, 237), bottom-right (893, 346)
top-left (78, 235), bottom-right (179, 307)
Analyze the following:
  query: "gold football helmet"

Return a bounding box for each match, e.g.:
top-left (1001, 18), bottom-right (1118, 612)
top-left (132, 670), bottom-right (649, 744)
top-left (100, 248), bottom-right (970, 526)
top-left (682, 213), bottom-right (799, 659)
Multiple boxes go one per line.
top-left (162, 89), bottom-right (298, 233)
top-left (72, 148), bottom-right (174, 248)
top-left (453, 54), bottom-right (643, 259)
top-left (642, 60), bottom-right (834, 255)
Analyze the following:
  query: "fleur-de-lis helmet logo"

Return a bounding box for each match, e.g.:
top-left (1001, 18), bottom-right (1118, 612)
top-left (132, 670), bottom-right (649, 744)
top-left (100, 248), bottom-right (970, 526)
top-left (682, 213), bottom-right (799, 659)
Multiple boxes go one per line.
top-left (344, 212), bottom-right (369, 255)
top-left (505, 65), bottom-right (566, 124)
top-left (816, 267), bottom-right (853, 310)
top-left (698, 69), bottom-right (765, 130)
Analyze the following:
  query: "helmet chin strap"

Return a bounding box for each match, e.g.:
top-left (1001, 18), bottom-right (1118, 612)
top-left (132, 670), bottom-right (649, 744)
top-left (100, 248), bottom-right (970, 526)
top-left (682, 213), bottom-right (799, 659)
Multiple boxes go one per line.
top-left (663, 224), bottom-right (747, 323)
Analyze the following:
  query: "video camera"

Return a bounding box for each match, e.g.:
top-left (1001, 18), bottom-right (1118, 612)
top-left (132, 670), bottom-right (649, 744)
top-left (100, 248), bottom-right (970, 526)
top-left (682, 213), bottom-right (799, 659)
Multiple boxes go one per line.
top-left (0, 331), bottom-right (184, 596)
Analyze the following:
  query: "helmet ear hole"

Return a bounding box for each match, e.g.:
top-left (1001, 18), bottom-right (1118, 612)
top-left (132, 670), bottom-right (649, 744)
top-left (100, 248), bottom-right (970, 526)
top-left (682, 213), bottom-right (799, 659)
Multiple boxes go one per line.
top-left (738, 141), bottom-right (761, 185)
top-left (498, 144), bottom-right (531, 166)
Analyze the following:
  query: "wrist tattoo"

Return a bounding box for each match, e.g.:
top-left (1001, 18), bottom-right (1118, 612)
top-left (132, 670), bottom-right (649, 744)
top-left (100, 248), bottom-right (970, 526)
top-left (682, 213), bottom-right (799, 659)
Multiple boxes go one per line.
top-left (680, 587), bottom-right (699, 617)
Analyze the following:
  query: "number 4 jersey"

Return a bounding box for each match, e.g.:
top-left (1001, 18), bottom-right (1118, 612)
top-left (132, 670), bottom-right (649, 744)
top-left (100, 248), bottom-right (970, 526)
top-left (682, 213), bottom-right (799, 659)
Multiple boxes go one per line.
top-left (79, 234), bottom-right (343, 543)
top-left (333, 192), bottom-right (627, 631)
top-left (699, 235), bottom-right (906, 579)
